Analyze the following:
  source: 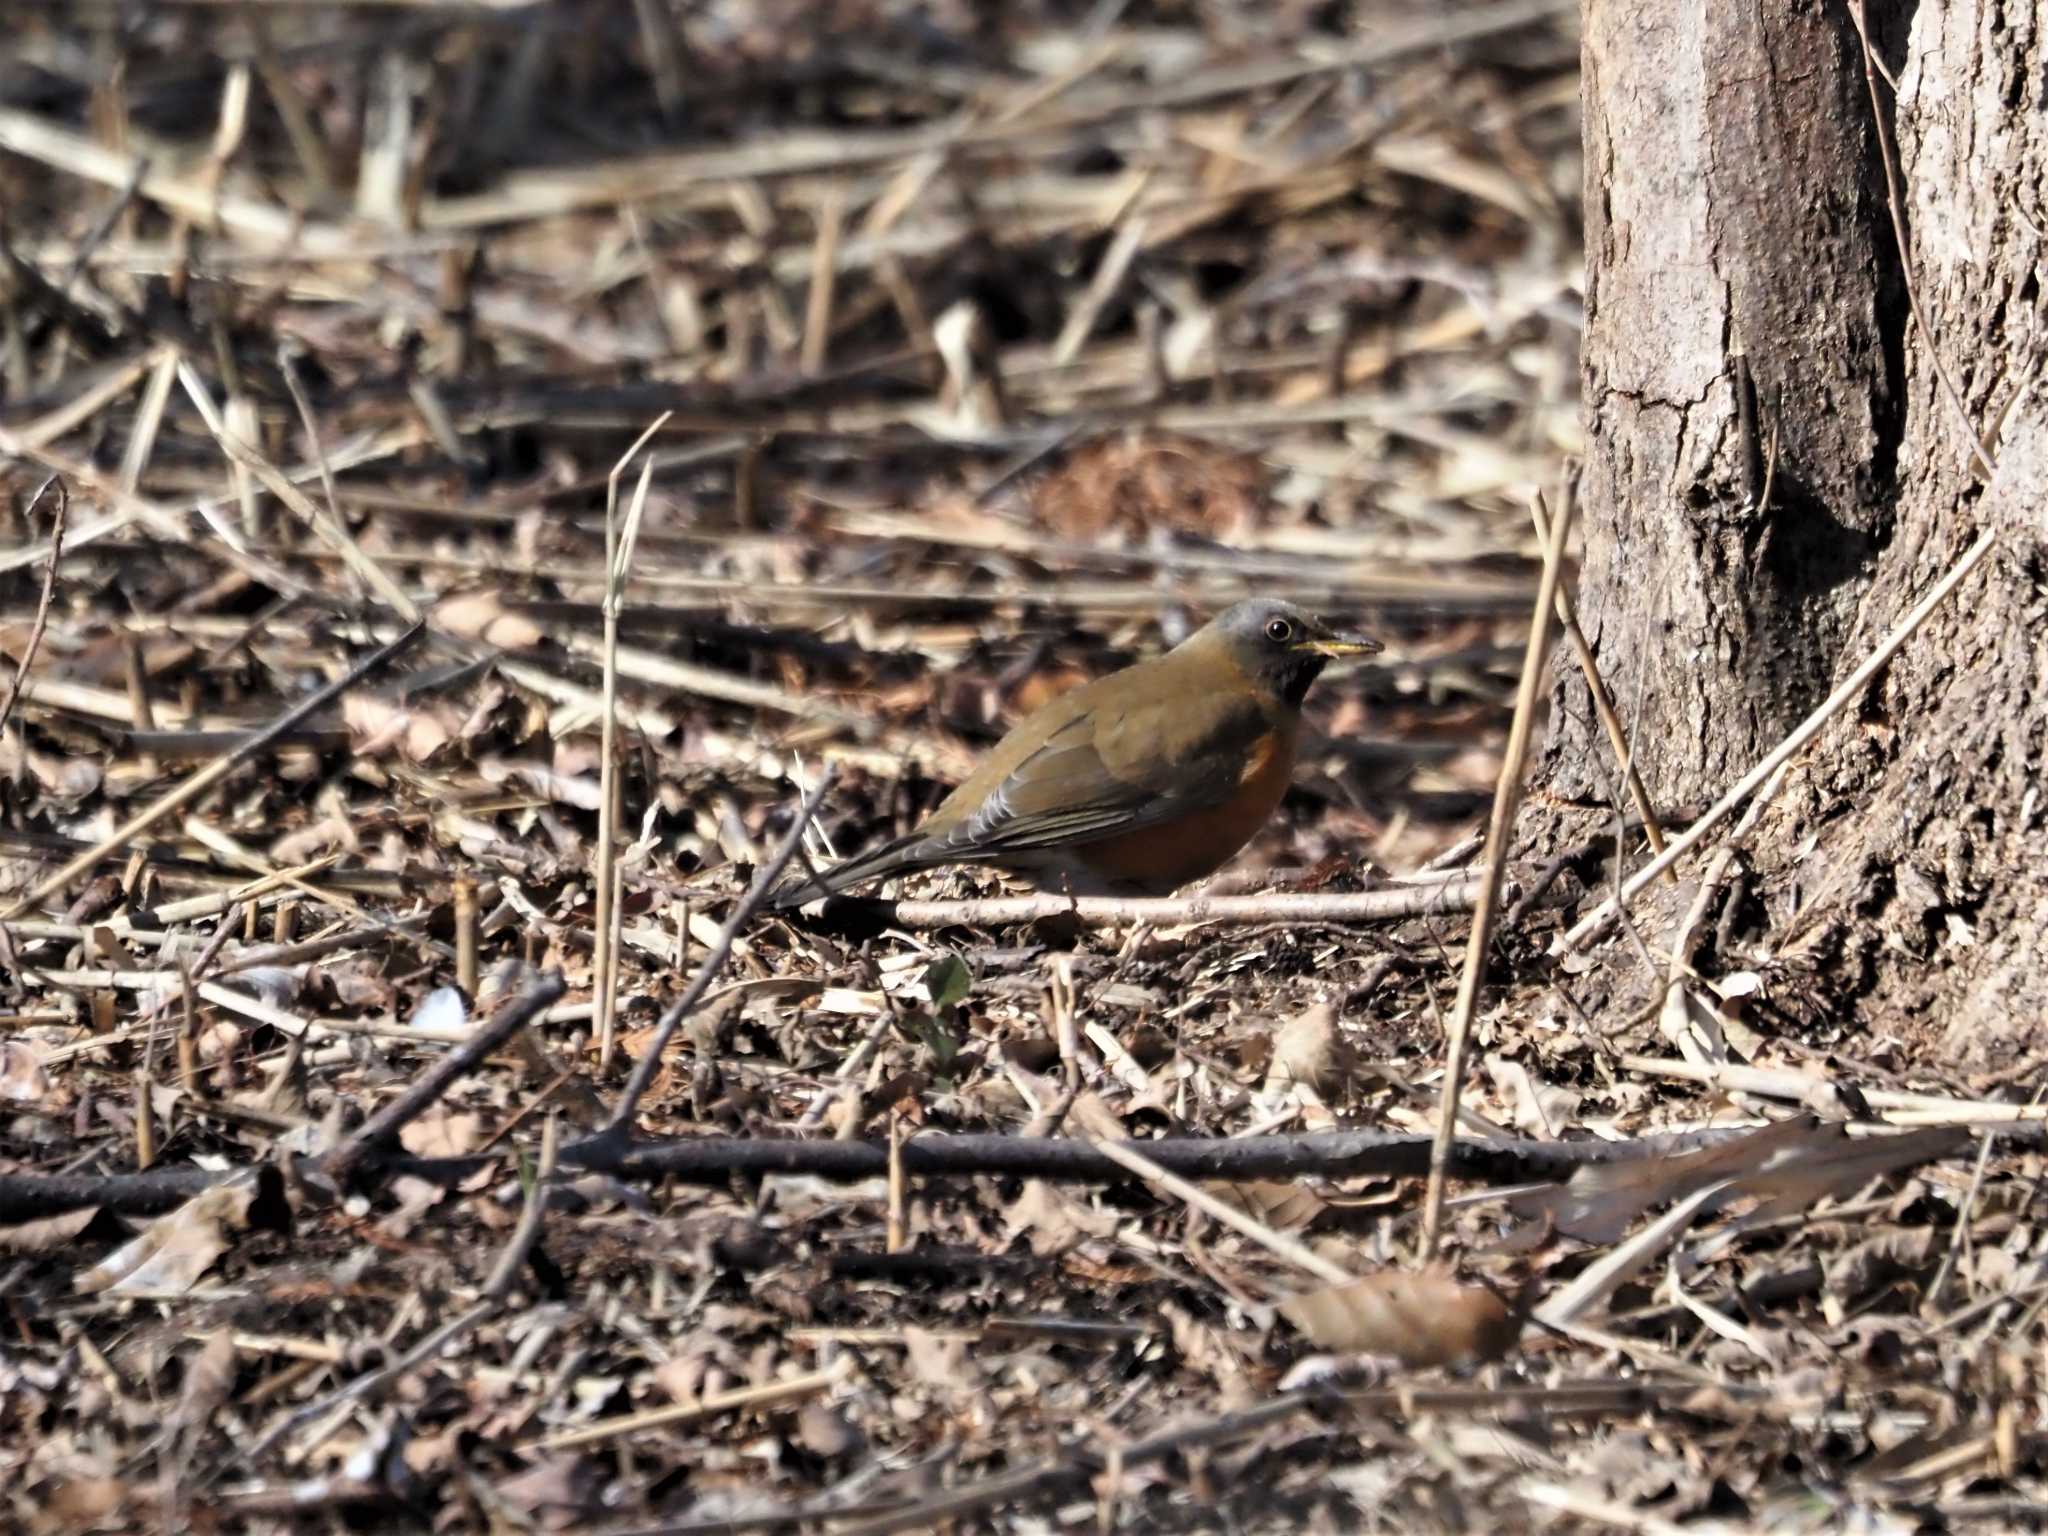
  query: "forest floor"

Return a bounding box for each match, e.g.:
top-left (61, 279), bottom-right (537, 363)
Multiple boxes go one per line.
top-left (1, 4), bottom-right (2041, 1533)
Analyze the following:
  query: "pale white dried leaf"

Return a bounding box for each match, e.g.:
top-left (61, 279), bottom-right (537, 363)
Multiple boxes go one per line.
top-left (76, 1182), bottom-right (255, 1296)
top-left (1482, 1055), bottom-right (1579, 1139)
top-left (409, 985), bottom-right (469, 1034)
top-left (343, 693), bottom-right (413, 757)
top-left (796, 1403), bottom-right (864, 1459)
top-left (1004, 1178), bottom-right (1119, 1256)
top-left (902, 1326), bottom-right (976, 1388)
top-left (398, 1106), bottom-right (484, 1158)
top-left (477, 755), bottom-right (602, 811)
top-left (435, 590), bottom-right (545, 649)
top-left (0, 1039), bottom-right (50, 1103)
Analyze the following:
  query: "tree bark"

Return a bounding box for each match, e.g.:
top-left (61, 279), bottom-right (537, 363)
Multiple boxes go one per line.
top-left (1564, 0), bottom-right (2048, 1057)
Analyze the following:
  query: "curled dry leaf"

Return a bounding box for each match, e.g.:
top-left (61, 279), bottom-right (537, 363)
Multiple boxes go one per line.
top-left (398, 1105), bottom-right (484, 1158)
top-left (1264, 1000), bottom-right (1341, 1095)
top-left (24, 1475), bottom-right (131, 1535)
top-left (1202, 1179), bottom-right (1328, 1233)
top-left (1482, 1054), bottom-right (1580, 1138)
top-left (796, 1402), bottom-right (865, 1459)
top-left (0, 738), bottom-right (103, 805)
top-left (435, 589), bottom-right (546, 649)
top-left (477, 755), bottom-right (603, 811)
top-left (343, 693), bottom-right (457, 763)
top-left (0, 1038), bottom-right (51, 1102)
top-left (1004, 1177), bottom-right (1121, 1256)
top-left (1279, 1267), bottom-right (1521, 1367)
top-left (170, 1330), bottom-right (238, 1456)
top-left (0, 1205), bottom-right (100, 1253)
top-left (75, 1180), bottom-right (258, 1296)
top-left (492, 1455), bottom-right (607, 1530)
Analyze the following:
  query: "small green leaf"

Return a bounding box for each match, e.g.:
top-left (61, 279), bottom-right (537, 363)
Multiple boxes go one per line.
top-left (924, 952), bottom-right (973, 1011)
top-left (905, 1009), bottom-right (960, 1073)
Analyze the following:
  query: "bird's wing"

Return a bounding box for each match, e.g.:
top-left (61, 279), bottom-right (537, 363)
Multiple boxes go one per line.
top-left (926, 693), bottom-right (1270, 857)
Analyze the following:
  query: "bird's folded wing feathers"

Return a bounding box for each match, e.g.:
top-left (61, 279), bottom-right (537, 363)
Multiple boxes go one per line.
top-left (932, 697), bottom-right (1267, 855)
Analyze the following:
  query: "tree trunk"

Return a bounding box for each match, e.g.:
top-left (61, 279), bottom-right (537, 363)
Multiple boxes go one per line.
top-left (1562, 0), bottom-right (2048, 1059)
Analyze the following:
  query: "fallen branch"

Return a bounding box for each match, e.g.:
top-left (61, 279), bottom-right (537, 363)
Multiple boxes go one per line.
top-left (319, 968), bottom-right (567, 1186)
top-left (0, 1118), bottom-right (1985, 1226)
top-left (566, 1124), bottom-right (1762, 1186)
top-left (864, 875), bottom-right (1494, 930)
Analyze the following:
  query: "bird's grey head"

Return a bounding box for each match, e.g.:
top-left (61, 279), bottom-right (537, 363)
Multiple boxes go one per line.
top-left (1202, 599), bottom-right (1382, 708)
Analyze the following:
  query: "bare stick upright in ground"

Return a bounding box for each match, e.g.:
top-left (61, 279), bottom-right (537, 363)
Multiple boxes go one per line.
top-left (0, 476), bottom-right (67, 739)
top-left (1419, 492), bottom-right (1574, 1261)
top-left (594, 413), bottom-right (669, 1072)
top-left (1529, 487), bottom-right (1669, 870)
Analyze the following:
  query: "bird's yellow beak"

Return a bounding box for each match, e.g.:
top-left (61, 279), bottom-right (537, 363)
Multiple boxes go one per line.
top-left (1292, 631), bottom-right (1382, 659)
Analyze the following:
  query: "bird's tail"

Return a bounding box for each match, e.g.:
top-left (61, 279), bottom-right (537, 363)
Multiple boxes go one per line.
top-left (763, 831), bottom-right (934, 911)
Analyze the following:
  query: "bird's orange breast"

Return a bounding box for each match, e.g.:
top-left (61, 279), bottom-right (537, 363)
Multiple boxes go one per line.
top-left (1075, 721), bottom-right (1298, 892)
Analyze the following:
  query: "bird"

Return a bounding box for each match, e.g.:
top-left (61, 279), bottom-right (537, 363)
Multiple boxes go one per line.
top-left (770, 598), bottom-right (1380, 908)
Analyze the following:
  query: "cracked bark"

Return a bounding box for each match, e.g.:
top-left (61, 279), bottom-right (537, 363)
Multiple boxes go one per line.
top-left (1558, 0), bottom-right (2048, 1056)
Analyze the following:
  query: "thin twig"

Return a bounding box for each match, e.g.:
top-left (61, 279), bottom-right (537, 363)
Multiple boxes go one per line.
top-left (482, 1113), bottom-right (562, 1298)
top-left (597, 767), bottom-right (837, 1135)
top-left (1558, 524), bottom-right (1998, 951)
top-left (1529, 487), bottom-right (1669, 868)
top-left (523, 1363), bottom-right (849, 1454)
top-left (859, 876), bottom-right (1495, 930)
top-left (1, 623), bottom-right (427, 921)
top-left (1418, 489), bottom-right (1574, 1260)
top-left (1085, 1134), bottom-right (1353, 1285)
top-left (0, 476), bottom-right (67, 741)
top-left (320, 968), bottom-right (566, 1186)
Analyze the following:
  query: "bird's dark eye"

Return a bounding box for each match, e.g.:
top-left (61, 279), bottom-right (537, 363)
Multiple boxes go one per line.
top-left (1265, 618), bottom-right (1294, 643)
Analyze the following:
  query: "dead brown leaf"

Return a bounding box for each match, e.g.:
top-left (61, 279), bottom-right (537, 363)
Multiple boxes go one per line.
top-left (1513, 1117), bottom-right (1819, 1244)
top-left (169, 1330), bottom-right (238, 1459)
top-left (0, 1205), bottom-right (99, 1252)
top-left (75, 1180), bottom-right (257, 1296)
top-left (1514, 1118), bottom-right (1968, 1244)
top-left (1202, 1180), bottom-right (1328, 1233)
top-left (1264, 1001), bottom-right (1342, 1094)
top-left (1279, 1268), bottom-right (1520, 1367)
top-left (435, 589), bottom-right (547, 649)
